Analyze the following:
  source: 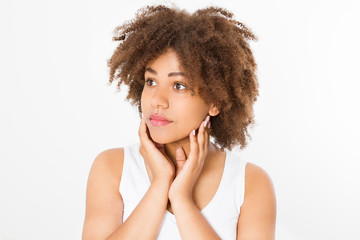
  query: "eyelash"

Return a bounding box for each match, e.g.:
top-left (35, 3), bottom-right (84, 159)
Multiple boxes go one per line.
top-left (145, 79), bottom-right (156, 86)
top-left (145, 79), bottom-right (187, 90)
top-left (174, 82), bottom-right (186, 90)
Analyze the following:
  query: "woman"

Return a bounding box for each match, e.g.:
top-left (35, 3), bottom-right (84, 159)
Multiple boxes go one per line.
top-left (83, 5), bottom-right (276, 240)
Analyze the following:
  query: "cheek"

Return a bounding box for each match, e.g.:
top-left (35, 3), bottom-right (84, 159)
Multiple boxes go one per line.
top-left (175, 100), bottom-right (209, 127)
top-left (140, 90), bottom-right (147, 111)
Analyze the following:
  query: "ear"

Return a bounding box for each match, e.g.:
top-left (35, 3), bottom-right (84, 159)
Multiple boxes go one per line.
top-left (208, 104), bottom-right (220, 117)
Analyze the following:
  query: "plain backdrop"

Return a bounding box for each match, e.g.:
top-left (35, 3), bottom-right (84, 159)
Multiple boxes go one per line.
top-left (0, 0), bottom-right (359, 239)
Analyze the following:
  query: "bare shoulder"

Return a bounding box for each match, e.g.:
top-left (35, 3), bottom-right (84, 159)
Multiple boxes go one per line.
top-left (236, 163), bottom-right (276, 240)
top-left (85, 147), bottom-right (125, 211)
top-left (90, 148), bottom-right (124, 180)
top-left (245, 163), bottom-right (275, 194)
top-left (243, 162), bottom-right (276, 210)
top-left (82, 148), bottom-right (124, 240)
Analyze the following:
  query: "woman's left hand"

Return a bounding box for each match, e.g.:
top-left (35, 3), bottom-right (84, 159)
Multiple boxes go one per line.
top-left (168, 116), bottom-right (211, 203)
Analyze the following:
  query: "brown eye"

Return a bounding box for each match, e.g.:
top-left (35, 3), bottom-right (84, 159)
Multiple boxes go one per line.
top-left (145, 79), bottom-right (156, 86)
top-left (174, 82), bottom-right (186, 90)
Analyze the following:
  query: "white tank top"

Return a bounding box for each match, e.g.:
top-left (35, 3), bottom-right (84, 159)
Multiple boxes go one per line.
top-left (120, 143), bottom-right (247, 240)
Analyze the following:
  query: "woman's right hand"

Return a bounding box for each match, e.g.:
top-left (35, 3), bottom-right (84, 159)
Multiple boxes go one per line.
top-left (138, 118), bottom-right (175, 184)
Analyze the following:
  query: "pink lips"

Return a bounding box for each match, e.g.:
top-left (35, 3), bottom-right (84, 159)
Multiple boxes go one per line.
top-left (150, 114), bottom-right (172, 127)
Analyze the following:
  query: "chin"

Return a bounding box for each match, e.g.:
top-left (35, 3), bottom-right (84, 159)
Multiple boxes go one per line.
top-left (148, 129), bottom-right (188, 145)
top-left (148, 131), bottom-right (173, 144)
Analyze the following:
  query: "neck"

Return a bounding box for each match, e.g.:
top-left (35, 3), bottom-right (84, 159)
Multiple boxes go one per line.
top-left (164, 138), bottom-right (218, 166)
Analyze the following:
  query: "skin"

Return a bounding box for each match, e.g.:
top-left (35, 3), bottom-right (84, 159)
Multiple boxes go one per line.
top-left (82, 49), bottom-right (276, 240)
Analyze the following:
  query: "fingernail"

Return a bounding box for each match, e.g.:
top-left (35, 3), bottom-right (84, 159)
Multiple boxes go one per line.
top-left (141, 113), bottom-right (144, 118)
top-left (208, 121), bottom-right (211, 129)
top-left (203, 116), bottom-right (210, 128)
top-left (192, 129), bottom-right (196, 136)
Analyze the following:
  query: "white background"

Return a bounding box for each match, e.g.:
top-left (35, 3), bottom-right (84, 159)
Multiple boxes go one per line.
top-left (0, 0), bottom-right (359, 239)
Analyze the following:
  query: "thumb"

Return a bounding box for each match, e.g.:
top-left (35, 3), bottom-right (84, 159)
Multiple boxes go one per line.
top-left (175, 146), bottom-right (186, 175)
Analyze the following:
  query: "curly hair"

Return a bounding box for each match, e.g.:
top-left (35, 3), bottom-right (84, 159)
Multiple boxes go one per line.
top-left (108, 5), bottom-right (259, 150)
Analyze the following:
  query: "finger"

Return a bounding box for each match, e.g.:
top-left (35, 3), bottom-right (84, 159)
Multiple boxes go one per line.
top-left (197, 117), bottom-right (207, 147)
top-left (138, 118), bottom-right (155, 150)
top-left (188, 129), bottom-right (199, 164)
top-left (204, 118), bottom-right (210, 153)
top-left (203, 127), bottom-right (209, 156)
top-left (138, 118), bottom-right (146, 141)
top-left (138, 119), bottom-right (149, 142)
top-left (198, 116), bottom-right (210, 152)
top-left (175, 146), bottom-right (186, 175)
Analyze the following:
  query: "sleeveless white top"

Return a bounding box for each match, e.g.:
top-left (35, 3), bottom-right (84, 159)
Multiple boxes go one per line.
top-left (120, 143), bottom-right (247, 240)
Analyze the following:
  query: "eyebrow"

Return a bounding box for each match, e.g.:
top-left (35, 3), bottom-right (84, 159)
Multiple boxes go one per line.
top-left (145, 67), bottom-right (185, 77)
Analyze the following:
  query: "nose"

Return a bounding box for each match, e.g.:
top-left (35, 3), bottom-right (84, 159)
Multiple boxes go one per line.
top-left (150, 87), bottom-right (169, 109)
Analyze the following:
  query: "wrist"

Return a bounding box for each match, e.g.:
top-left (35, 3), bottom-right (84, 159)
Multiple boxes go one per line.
top-left (169, 196), bottom-right (195, 213)
top-left (169, 194), bottom-right (193, 206)
top-left (147, 169), bottom-right (174, 185)
top-left (151, 178), bottom-right (172, 191)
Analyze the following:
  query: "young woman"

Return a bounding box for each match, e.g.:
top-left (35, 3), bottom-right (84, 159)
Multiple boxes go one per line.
top-left (82, 5), bottom-right (276, 240)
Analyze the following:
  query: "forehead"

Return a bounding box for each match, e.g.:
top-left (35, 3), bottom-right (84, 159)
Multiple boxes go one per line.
top-left (145, 49), bottom-right (182, 72)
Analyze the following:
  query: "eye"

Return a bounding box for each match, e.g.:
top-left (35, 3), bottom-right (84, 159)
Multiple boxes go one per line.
top-left (174, 82), bottom-right (186, 90)
top-left (145, 79), bottom-right (156, 86)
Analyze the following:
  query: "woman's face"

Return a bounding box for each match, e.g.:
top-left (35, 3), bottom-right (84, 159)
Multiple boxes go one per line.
top-left (141, 49), bottom-right (216, 144)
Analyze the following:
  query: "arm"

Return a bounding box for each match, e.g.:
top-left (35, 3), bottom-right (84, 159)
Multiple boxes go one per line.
top-left (171, 198), bottom-right (220, 240)
top-left (106, 180), bottom-right (170, 240)
top-left (169, 116), bottom-right (220, 240)
top-left (82, 118), bottom-right (176, 240)
top-left (236, 163), bottom-right (277, 240)
top-left (82, 148), bottom-right (124, 240)
top-left (82, 149), bottom-right (171, 240)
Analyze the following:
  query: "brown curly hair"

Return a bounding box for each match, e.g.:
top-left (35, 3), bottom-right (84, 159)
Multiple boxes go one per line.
top-left (108, 5), bottom-right (259, 150)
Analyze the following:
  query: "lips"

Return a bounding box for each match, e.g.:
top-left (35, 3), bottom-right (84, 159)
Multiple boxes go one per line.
top-left (150, 114), bottom-right (172, 127)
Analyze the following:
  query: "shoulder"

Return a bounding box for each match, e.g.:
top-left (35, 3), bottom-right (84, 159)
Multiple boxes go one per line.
top-left (83, 148), bottom-right (125, 239)
top-left (236, 162), bottom-right (276, 239)
top-left (245, 163), bottom-right (274, 191)
top-left (244, 163), bottom-right (276, 205)
top-left (92, 148), bottom-right (124, 170)
top-left (89, 148), bottom-right (124, 183)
